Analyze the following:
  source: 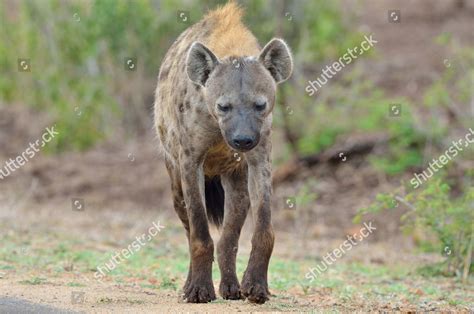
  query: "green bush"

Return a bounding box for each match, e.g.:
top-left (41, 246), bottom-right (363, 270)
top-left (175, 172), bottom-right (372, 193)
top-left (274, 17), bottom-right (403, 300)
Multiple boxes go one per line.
top-left (356, 173), bottom-right (473, 281)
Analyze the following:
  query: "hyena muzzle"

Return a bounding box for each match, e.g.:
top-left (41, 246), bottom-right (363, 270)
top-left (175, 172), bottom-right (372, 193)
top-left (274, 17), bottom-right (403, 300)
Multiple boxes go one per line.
top-left (154, 2), bottom-right (292, 304)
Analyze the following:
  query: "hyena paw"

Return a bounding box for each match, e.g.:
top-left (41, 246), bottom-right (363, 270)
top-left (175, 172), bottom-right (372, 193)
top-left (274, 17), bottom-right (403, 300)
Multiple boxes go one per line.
top-left (219, 279), bottom-right (242, 300)
top-left (241, 276), bottom-right (269, 304)
top-left (182, 273), bottom-right (192, 293)
top-left (184, 281), bottom-right (216, 303)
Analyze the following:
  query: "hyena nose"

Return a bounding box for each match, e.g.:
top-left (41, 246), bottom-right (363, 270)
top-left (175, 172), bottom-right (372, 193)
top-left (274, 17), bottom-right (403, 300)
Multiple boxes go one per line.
top-left (232, 135), bottom-right (255, 150)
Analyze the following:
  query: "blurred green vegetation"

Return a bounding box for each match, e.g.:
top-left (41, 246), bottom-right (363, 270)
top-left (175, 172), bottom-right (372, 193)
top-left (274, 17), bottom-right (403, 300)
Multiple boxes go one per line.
top-left (1, 0), bottom-right (172, 151)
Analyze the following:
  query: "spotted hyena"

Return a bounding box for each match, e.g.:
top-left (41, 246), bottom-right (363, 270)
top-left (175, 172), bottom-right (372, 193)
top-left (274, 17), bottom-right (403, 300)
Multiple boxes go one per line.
top-left (154, 1), bottom-right (292, 304)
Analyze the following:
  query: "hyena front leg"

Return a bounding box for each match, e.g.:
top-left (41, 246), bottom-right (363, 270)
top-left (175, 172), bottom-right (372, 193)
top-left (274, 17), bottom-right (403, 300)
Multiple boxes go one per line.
top-left (164, 158), bottom-right (193, 292)
top-left (179, 151), bottom-right (216, 303)
top-left (218, 168), bottom-right (250, 300)
top-left (241, 141), bottom-right (274, 304)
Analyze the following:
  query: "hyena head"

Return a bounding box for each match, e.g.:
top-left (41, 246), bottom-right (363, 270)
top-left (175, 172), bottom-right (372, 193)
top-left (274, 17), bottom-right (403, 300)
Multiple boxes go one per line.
top-left (186, 39), bottom-right (293, 152)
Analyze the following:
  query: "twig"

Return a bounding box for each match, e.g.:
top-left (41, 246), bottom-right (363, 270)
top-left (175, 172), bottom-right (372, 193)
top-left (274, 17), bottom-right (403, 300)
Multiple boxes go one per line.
top-left (394, 196), bottom-right (416, 211)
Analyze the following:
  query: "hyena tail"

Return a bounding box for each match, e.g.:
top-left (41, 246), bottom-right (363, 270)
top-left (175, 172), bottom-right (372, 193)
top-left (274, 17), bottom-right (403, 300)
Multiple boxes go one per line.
top-left (204, 176), bottom-right (225, 227)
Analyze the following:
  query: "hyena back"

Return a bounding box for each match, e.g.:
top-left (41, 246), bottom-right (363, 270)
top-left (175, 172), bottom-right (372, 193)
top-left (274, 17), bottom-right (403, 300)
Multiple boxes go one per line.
top-left (154, 1), bottom-right (292, 304)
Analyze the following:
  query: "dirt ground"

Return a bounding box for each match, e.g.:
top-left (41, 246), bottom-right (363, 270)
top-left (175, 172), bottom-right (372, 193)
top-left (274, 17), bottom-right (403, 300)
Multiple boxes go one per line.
top-left (1, 0), bottom-right (473, 312)
top-left (2, 202), bottom-right (471, 312)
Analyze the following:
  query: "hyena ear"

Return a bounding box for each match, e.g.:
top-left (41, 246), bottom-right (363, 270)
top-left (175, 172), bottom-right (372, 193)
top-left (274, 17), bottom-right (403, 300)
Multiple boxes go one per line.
top-left (186, 42), bottom-right (220, 87)
top-left (258, 38), bottom-right (293, 84)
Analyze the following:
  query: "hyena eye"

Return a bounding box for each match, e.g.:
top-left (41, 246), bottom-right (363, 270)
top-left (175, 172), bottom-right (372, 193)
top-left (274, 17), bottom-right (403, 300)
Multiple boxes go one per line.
top-left (255, 101), bottom-right (267, 111)
top-left (217, 103), bottom-right (231, 112)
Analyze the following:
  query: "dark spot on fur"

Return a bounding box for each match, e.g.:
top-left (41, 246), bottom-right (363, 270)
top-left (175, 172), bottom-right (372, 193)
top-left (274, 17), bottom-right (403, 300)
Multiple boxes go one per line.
top-left (159, 65), bottom-right (170, 81)
top-left (263, 168), bottom-right (271, 177)
top-left (158, 126), bottom-right (166, 138)
top-left (202, 28), bottom-right (211, 37)
top-left (185, 101), bottom-right (191, 110)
